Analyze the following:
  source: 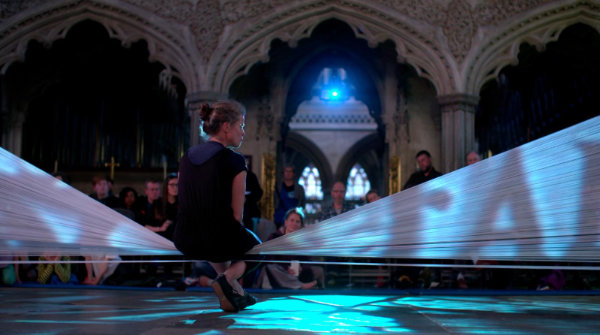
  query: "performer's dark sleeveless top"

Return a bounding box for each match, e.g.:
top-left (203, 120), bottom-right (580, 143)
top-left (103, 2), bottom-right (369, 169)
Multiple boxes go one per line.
top-left (174, 141), bottom-right (260, 262)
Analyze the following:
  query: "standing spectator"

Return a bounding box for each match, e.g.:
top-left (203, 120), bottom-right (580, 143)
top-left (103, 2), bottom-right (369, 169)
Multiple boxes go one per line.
top-left (273, 166), bottom-right (306, 227)
top-left (403, 150), bottom-right (443, 190)
top-left (318, 181), bottom-right (354, 222)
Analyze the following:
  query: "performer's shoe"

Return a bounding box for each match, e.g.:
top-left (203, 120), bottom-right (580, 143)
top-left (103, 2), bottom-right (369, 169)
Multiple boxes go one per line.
top-left (232, 291), bottom-right (257, 310)
top-left (211, 275), bottom-right (238, 312)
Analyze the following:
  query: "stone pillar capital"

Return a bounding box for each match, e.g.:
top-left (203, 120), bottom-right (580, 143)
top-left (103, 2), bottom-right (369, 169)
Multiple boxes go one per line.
top-left (437, 93), bottom-right (479, 113)
top-left (186, 91), bottom-right (230, 104)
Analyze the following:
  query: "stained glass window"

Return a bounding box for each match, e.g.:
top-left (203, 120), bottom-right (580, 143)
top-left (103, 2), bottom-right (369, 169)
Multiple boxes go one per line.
top-left (298, 163), bottom-right (323, 200)
top-left (346, 163), bottom-right (370, 200)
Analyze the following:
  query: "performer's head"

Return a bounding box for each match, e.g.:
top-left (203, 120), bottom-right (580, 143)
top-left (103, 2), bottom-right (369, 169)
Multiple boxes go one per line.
top-left (283, 207), bottom-right (305, 234)
top-left (415, 150), bottom-right (432, 172)
top-left (199, 100), bottom-right (246, 148)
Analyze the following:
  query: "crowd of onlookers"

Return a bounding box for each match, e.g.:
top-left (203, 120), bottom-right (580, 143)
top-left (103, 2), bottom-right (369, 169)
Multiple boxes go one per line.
top-left (0, 149), bottom-right (597, 291)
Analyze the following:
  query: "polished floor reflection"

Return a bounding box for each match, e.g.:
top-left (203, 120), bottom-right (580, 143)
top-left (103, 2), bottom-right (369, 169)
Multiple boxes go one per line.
top-left (1, 287), bottom-right (599, 334)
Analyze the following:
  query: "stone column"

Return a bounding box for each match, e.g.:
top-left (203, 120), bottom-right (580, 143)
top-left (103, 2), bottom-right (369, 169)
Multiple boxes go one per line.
top-left (381, 62), bottom-right (410, 195)
top-left (185, 91), bottom-right (229, 146)
top-left (1, 75), bottom-right (27, 156)
top-left (260, 152), bottom-right (276, 222)
top-left (1, 111), bottom-right (25, 156)
top-left (256, 78), bottom-right (285, 221)
top-left (437, 93), bottom-right (479, 173)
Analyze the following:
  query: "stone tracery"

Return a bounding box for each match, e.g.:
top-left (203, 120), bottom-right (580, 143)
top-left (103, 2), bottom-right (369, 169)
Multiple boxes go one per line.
top-left (0, 0), bottom-right (599, 186)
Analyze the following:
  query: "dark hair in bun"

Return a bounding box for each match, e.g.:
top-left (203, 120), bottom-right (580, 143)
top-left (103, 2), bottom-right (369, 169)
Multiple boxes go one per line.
top-left (198, 100), bottom-right (245, 136)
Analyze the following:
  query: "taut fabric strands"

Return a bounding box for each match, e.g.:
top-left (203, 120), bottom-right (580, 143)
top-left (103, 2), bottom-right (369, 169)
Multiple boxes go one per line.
top-left (249, 116), bottom-right (600, 264)
top-left (0, 147), bottom-right (180, 257)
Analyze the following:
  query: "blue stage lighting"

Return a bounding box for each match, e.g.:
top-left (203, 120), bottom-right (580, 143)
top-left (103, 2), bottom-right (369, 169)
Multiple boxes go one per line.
top-left (321, 87), bottom-right (344, 101)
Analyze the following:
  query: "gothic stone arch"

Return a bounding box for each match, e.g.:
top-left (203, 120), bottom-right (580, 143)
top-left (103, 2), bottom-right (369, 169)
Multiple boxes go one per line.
top-left (0, 0), bottom-right (199, 91)
top-left (212, 0), bottom-right (454, 96)
top-left (335, 133), bottom-right (385, 195)
top-left (465, 1), bottom-right (600, 94)
top-left (284, 131), bottom-right (334, 194)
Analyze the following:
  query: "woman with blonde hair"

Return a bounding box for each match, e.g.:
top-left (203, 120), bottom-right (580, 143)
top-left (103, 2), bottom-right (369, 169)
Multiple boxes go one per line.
top-left (174, 100), bottom-right (260, 312)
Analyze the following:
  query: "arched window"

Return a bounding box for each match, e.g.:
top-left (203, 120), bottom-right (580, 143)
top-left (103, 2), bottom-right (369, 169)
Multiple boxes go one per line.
top-left (298, 164), bottom-right (323, 200)
top-left (346, 163), bottom-right (370, 200)
top-left (298, 163), bottom-right (323, 216)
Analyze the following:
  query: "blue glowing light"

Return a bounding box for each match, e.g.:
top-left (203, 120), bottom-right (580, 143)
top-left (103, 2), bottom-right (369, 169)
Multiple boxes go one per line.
top-left (99, 309), bottom-right (215, 321)
top-left (293, 295), bottom-right (390, 308)
top-left (39, 210), bottom-right (80, 244)
top-left (108, 226), bottom-right (134, 249)
top-left (22, 159), bottom-right (46, 176)
top-left (0, 148), bottom-right (19, 175)
top-left (522, 143), bottom-right (583, 257)
top-left (321, 87), bottom-right (345, 101)
top-left (54, 178), bottom-right (71, 189)
top-left (226, 295), bottom-right (401, 334)
top-left (180, 319), bottom-right (196, 325)
top-left (7, 240), bottom-right (21, 247)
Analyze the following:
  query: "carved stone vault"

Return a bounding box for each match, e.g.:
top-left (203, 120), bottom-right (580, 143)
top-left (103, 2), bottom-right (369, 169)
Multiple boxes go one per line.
top-left (1, 0), bottom-right (600, 186)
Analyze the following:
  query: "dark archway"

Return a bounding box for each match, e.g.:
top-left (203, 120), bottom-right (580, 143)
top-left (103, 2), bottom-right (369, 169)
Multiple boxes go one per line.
top-left (336, 133), bottom-right (385, 196)
top-left (229, 19), bottom-right (402, 142)
top-left (283, 131), bottom-right (333, 192)
top-left (476, 23), bottom-right (600, 155)
top-left (2, 19), bottom-right (188, 172)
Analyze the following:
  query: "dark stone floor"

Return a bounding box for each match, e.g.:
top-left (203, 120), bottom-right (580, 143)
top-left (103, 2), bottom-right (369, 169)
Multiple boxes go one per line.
top-left (1, 287), bottom-right (600, 334)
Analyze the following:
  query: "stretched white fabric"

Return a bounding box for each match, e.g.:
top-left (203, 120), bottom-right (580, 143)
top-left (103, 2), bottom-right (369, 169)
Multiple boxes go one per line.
top-left (250, 116), bottom-right (600, 264)
top-left (1, 116), bottom-right (599, 264)
top-left (0, 147), bottom-right (180, 257)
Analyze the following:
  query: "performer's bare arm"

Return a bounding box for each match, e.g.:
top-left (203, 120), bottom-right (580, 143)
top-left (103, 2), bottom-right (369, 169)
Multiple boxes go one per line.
top-left (232, 171), bottom-right (247, 224)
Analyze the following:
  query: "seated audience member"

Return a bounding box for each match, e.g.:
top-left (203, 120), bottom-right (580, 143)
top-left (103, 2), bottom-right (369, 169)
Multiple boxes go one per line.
top-left (14, 255), bottom-right (37, 284)
top-left (153, 173), bottom-right (179, 241)
top-left (89, 175), bottom-right (120, 208)
top-left (116, 186), bottom-right (139, 220)
top-left (365, 190), bottom-right (381, 204)
top-left (0, 256), bottom-right (16, 285)
top-left (37, 254), bottom-right (78, 285)
top-left (82, 255), bottom-right (121, 285)
top-left (51, 171), bottom-right (71, 185)
top-left (466, 151), bottom-right (481, 166)
top-left (136, 179), bottom-right (167, 233)
top-left (256, 208), bottom-right (324, 290)
top-left (184, 261), bottom-right (218, 287)
top-left (403, 150), bottom-right (443, 190)
top-left (318, 181), bottom-right (354, 222)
